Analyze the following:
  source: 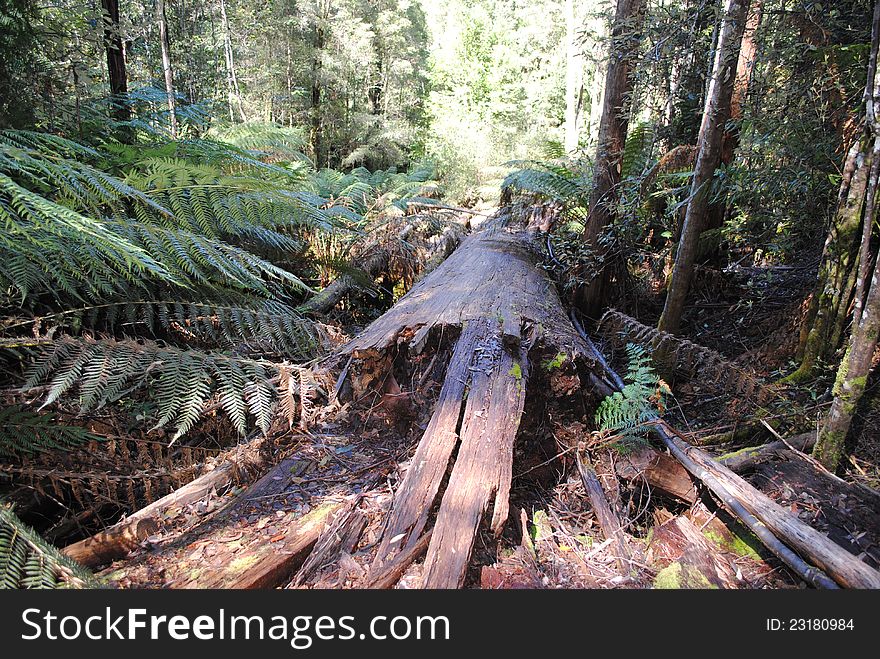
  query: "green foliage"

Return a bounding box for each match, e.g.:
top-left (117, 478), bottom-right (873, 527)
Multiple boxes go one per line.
top-left (23, 336), bottom-right (312, 441)
top-left (502, 158), bottom-right (591, 218)
top-left (0, 406), bottom-right (101, 458)
top-left (0, 506), bottom-right (97, 589)
top-left (594, 343), bottom-right (667, 441)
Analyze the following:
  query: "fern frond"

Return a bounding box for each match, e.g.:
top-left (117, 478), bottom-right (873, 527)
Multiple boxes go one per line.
top-left (594, 343), bottom-right (664, 438)
top-left (23, 337), bottom-right (311, 439)
top-left (0, 406), bottom-right (102, 457)
top-left (0, 506), bottom-right (97, 589)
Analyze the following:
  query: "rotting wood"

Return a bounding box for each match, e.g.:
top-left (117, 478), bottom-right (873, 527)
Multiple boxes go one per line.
top-left (366, 322), bottom-right (482, 576)
top-left (179, 499), bottom-right (344, 589)
top-left (649, 516), bottom-right (738, 589)
top-left (293, 499), bottom-right (367, 587)
top-left (344, 210), bottom-right (592, 589)
top-left (718, 432), bottom-right (816, 472)
top-left (615, 445), bottom-right (698, 503)
top-left (365, 531), bottom-right (432, 589)
top-left (420, 326), bottom-right (529, 588)
top-left (302, 215), bottom-right (465, 317)
top-left (63, 435), bottom-right (269, 568)
top-left (576, 452), bottom-right (631, 573)
top-left (578, 326), bottom-right (880, 588)
top-left (659, 424), bottom-right (880, 588)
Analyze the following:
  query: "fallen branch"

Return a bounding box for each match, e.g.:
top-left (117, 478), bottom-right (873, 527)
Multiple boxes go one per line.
top-left (575, 452), bottom-right (631, 573)
top-left (579, 323), bottom-right (880, 589)
top-left (63, 435), bottom-right (269, 568)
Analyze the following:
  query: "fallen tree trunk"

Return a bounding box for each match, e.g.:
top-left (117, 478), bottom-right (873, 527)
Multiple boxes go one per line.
top-left (717, 432), bottom-right (816, 472)
top-left (63, 435), bottom-right (269, 568)
top-left (580, 328), bottom-right (880, 588)
top-left (660, 426), bottom-right (880, 589)
top-left (179, 500), bottom-right (344, 589)
top-left (337, 211), bottom-right (592, 588)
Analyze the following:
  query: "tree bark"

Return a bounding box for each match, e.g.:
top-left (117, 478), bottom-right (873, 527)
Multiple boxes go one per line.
top-left (219, 0), bottom-right (247, 123)
top-left (658, 0), bottom-right (749, 335)
top-left (814, 184), bottom-right (880, 469)
top-left (155, 0), bottom-right (177, 138)
top-left (577, 0), bottom-right (645, 319)
top-left (788, 1), bottom-right (880, 383)
top-left (101, 0), bottom-right (130, 126)
top-left (346, 210), bottom-right (593, 588)
top-left (563, 0), bottom-right (583, 154)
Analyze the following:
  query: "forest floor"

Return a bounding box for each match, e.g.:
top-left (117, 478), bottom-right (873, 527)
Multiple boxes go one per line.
top-left (88, 214), bottom-right (880, 590)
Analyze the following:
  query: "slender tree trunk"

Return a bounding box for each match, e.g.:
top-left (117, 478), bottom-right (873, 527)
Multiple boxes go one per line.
top-left (219, 0), bottom-right (247, 123)
top-left (101, 0), bottom-right (130, 126)
top-left (812, 1), bottom-right (880, 470)
top-left (576, 0), bottom-right (645, 318)
top-left (854, 2), bottom-right (880, 315)
top-left (310, 4), bottom-right (327, 168)
top-left (657, 0), bottom-right (749, 335)
top-left (700, 0), bottom-right (763, 263)
top-left (788, 2), bottom-right (880, 383)
top-left (155, 0), bottom-right (177, 138)
top-left (564, 0), bottom-right (583, 153)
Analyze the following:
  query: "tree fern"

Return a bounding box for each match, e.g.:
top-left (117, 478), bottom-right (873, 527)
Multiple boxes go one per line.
top-left (22, 336), bottom-right (315, 441)
top-left (0, 506), bottom-right (97, 589)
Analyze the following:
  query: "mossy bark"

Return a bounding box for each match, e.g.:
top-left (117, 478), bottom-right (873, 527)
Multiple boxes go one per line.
top-left (814, 235), bottom-right (880, 471)
top-left (785, 138), bottom-right (873, 383)
top-left (791, 0), bottom-right (880, 381)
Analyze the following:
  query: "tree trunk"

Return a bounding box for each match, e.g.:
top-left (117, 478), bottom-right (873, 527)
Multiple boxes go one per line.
top-left (577, 0), bottom-right (645, 318)
top-left (101, 0), bottom-right (130, 126)
top-left (310, 3), bottom-right (327, 168)
top-left (788, 1), bottom-right (880, 383)
top-left (814, 160), bottom-right (880, 470)
top-left (563, 0), bottom-right (583, 154)
top-left (219, 0), bottom-right (247, 123)
top-left (342, 210), bottom-right (593, 588)
top-left (658, 0), bottom-right (749, 335)
top-left (155, 0), bottom-right (177, 138)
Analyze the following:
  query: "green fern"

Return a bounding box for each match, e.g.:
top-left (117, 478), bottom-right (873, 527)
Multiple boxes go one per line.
top-left (23, 336), bottom-right (314, 441)
top-left (0, 406), bottom-right (102, 457)
top-left (595, 343), bottom-right (667, 441)
top-left (0, 506), bottom-right (97, 589)
top-left (620, 122), bottom-right (655, 180)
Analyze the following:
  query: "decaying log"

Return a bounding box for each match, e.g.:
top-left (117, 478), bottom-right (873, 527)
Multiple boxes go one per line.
top-left (300, 242), bottom-right (401, 316)
top-left (648, 516), bottom-right (738, 589)
top-left (366, 531), bottom-right (433, 589)
top-left (302, 216), bottom-right (466, 316)
top-left (718, 432), bottom-right (816, 472)
top-left (659, 425), bottom-right (880, 588)
top-left (580, 328), bottom-right (880, 588)
top-left (615, 445), bottom-right (697, 503)
top-left (576, 453), bottom-right (631, 572)
top-left (63, 435), bottom-right (269, 568)
top-left (345, 213), bottom-right (591, 588)
top-left (292, 499), bottom-right (367, 587)
top-left (180, 500), bottom-right (344, 589)
top-left (419, 323), bottom-right (529, 588)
